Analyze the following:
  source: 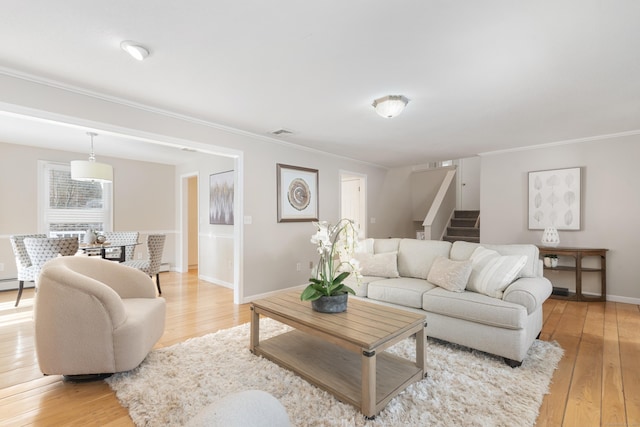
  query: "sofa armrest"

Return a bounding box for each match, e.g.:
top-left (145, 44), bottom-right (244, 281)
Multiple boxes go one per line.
top-left (502, 277), bottom-right (553, 314)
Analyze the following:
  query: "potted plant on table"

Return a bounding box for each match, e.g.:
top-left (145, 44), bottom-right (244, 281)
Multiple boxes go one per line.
top-left (300, 219), bottom-right (362, 313)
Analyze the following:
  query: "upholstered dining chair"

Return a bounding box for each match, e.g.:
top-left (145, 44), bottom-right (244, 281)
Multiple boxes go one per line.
top-left (34, 256), bottom-right (166, 378)
top-left (122, 234), bottom-right (166, 294)
top-left (102, 231), bottom-right (139, 261)
top-left (9, 234), bottom-right (47, 307)
top-left (23, 237), bottom-right (79, 289)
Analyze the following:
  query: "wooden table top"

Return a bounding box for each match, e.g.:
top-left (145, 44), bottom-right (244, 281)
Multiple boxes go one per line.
top-left (251, 290), bottom-right (425, 350)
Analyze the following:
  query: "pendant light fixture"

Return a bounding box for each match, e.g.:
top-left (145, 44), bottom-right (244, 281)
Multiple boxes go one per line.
top-left (70, 132), bottom-right (113, 183)
top-left (372, 95), bottom-right (410, 118)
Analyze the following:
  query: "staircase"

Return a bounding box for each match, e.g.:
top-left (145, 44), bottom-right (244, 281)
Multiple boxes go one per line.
top-left (443, 210), bottom-right (480, 243)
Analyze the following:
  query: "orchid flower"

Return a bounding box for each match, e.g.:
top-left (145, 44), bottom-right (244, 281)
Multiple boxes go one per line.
top-left (301, 218), bottom-right (363, 301)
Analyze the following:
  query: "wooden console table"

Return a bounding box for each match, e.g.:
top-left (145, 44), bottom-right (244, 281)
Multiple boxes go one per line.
top-left (538, 246), bottom-right (608, 302)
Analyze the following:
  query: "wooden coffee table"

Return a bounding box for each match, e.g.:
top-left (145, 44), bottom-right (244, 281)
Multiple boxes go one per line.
top-left (249, 290), bottom-right (426, 419)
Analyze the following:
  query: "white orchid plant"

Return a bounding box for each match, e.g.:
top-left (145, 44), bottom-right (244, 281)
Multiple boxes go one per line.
top-left (300, 218), bottom-right (362, 302)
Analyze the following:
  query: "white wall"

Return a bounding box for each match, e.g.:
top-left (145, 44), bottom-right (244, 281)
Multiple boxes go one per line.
top-left (0, 141), bottom-right (176, 281)
top-left (480, 136), bottom-right (640, 303)
top-left (0, 73), bottom-right (390, 302)
top-left (176, 156), bottom-right (235, 287)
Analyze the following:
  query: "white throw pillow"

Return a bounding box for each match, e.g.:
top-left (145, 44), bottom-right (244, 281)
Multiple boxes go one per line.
top-left (427, 256), bottom-right (472, 292)
top-left (353, 252), bottom-right (400, 278)
top-left (468, 246), bottom-right (527, 298)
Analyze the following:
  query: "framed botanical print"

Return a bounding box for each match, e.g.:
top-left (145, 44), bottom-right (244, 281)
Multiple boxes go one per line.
top-left (528, 167), bottom-right (581, 230)
top-left (277, 163), bottom-right (319, 222)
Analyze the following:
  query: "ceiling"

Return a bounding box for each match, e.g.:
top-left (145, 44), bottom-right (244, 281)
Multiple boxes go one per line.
top-left (0, 1), bottom-right (639, 167)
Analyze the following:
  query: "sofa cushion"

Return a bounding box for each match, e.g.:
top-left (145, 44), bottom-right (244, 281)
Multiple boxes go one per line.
top-left (422, 287), bottom-right (527, 330)
top-left (397, 239), bottom-right (452, 280)
top-left (355, 238), bottom-right (374, 254)
top-left (450, 241), bottom-right (540, 278)
top-left (467, 246), bottom-right (527, 298)
top-left (343, 275), bottom-right (385, 297)
top-left (426, 256), bottom-right (472, 292)
top-left (367, 277), bottom-right (437, 309)
top-left (353, 252), bottom-right (399, 278)
top-left (373, 238), bottom-right (401, 254)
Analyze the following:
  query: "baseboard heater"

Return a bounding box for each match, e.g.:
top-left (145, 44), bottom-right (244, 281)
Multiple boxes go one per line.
top-left (552, 286), bottom-right (570, 296)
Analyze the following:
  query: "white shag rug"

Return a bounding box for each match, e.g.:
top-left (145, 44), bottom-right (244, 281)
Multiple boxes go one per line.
top-left (107, 318), bottom-right (563, 427)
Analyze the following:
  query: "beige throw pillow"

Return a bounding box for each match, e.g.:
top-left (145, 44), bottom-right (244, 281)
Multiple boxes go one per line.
top-left (427, 256), bottom-right (472, 292)
top-left (353, 252), bottom-right (400, 278)
top-left (468, 246), bottom-right (527, 298)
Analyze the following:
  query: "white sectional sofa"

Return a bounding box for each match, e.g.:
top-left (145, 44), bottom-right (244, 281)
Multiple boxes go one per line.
top-left (345, 238), bottom-right (552, 366)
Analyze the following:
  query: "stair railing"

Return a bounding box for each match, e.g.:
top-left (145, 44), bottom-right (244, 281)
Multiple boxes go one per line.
top-left (422, 169), bottom-right (457, 240)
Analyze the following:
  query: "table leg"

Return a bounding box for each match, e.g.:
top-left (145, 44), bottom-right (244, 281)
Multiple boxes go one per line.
top-left (249, 306), bottom-right (259, 353)
top-left (416, 323), bottom-right (427, 377)
top-left (361, 349), bottom-right (376, 419)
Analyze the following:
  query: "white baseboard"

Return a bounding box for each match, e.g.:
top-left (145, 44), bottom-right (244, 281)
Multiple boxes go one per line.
top-left (198, 274), bottom-right (233, 289)
top-left (240, 284), bottom-right (306, 304)
top-left (0, 279), bottom-right (33, 292)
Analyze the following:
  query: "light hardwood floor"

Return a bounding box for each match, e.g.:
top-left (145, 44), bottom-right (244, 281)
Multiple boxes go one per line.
top-left (0, 271), bottom-right (638, 426)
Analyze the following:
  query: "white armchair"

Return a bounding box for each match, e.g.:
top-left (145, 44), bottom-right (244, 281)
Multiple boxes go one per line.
top-left (34, 256), bottom-right (166, 378)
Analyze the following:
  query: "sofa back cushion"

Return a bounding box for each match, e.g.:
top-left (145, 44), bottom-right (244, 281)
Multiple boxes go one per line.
top-left (450, 241), bottom-right (540, 278)
top-left (397, 239), bottom-right (452, 279)
top-left (353, 252), bottom-right (400, 278)
top-left (373, 238), bottom-right (401, 254)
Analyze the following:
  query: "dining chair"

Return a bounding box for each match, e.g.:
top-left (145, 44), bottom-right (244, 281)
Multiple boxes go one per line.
top-left (122, 234), bottom-right (166, 294)
top-left (23, 237), bottom-right (80, 288)
top-left (102, 231), bottom-right (139, 261)
top-left (9, 234), bottom-right (47, 307)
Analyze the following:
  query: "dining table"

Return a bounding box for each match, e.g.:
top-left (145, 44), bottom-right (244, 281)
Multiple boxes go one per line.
top-left (79, 242), bottom-right (140, 262)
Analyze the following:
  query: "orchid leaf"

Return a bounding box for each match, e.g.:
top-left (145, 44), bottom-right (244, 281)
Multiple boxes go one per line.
top-left (300, 285), bottom-right (323, 301)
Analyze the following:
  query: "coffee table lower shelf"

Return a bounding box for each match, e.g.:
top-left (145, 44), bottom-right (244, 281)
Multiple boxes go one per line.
top-left (253, 329), bottom-right (423, 417)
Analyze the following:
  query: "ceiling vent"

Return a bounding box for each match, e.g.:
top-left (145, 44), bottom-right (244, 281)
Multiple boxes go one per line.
top-left (271, 128), bottom-right (294, 136)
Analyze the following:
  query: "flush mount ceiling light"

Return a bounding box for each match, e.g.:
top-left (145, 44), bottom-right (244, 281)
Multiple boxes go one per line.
top-left (70, 132), bottom-right (113, 183)
top-left (120, 40), bottom-right (149, 61)
top-left (372, 95), bottom-right (410, 118)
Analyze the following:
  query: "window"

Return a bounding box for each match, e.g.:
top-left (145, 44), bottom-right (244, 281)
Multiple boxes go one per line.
top-left (39, 161), bottom-right (112, 238)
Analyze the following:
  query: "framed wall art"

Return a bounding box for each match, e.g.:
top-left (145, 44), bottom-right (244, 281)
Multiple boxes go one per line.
top-left (277, 163), bottom-right (319, 222)
top-left (209, 170), bottom-right (234, 225)
top-left (528, 167), bottom-right (581, 230)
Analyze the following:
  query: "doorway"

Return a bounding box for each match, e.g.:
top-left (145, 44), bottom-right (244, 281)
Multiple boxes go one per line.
top-left (340, 172), bottom-right (367, 238)
top-left (180, 172), bottom-right (199, 273)
top-left (187, 175), bottom-right (198, 272)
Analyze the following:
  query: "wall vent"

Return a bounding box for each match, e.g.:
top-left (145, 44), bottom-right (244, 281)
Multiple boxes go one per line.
top-left (271, 128), bottom-right (294, 136)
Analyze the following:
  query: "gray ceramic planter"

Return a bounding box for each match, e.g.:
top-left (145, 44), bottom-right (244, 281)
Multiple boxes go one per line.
top-left (311, 293), bottom-right (348, 313)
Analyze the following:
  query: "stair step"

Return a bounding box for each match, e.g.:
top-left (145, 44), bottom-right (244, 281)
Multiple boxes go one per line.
top-left (454, 210), bottom-right (480, 219)
top-left (451, 218), bottom-right (477, 227)
top-left (447, 227), bottom-right (480, 237)
top-left (443, 236), bottom-right (480, 243)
